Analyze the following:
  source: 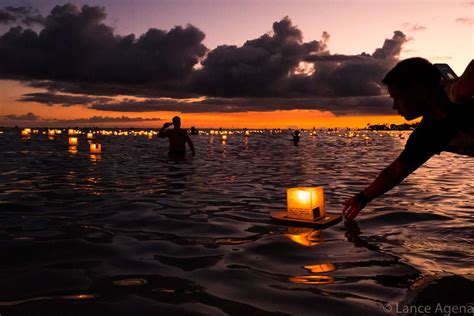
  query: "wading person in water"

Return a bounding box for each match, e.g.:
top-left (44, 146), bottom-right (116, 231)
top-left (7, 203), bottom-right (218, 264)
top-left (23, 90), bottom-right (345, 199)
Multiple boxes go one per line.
top-left (158, 116), bottom-right (195, 160)
top-left (343, 58), bottom-right (474, 220)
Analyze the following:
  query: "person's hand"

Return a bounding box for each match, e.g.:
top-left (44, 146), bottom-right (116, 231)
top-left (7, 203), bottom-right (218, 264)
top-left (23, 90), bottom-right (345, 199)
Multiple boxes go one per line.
top-left (342, 192), bottom-right (370, 220)
top-left (163, 122), bottom-right (173, 128)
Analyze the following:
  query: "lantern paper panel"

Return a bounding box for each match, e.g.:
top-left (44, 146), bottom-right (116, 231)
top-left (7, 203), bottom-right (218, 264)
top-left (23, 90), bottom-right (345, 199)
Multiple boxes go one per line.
top-left (287, 187), bottom-right (325, 220)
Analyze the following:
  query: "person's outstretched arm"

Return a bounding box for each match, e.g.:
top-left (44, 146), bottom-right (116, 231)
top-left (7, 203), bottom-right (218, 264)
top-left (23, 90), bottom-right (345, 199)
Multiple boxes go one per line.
top-left (342, 155), bottom-right (429, 220)
top-left (158, 122), bottom-right (172, 137)
top-left (186, 133), bottom-right (195, 156)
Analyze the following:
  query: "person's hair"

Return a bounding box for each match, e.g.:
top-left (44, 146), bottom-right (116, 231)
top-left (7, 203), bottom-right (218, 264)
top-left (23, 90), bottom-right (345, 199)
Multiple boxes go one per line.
top-left (382, 57), bottom-right (441, 90)
top-left (172, 116), bottom-right (181, 123)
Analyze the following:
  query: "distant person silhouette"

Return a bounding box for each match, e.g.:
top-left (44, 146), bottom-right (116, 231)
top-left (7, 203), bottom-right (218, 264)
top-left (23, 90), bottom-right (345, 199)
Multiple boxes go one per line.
top-left (190, 126), bottom-right (199, 135)
top-left (292, 130), bottom-right (301, 146)
top-left (343, 58), bottom-right (474, 220)
top-left (158, 116), bottom-right (195, 159)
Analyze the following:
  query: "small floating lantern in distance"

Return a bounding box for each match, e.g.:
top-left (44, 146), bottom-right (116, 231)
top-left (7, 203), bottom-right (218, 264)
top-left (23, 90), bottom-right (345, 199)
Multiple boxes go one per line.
top-left (287, 187), bottom-right (325, 221)
top-left (244, 130), bottom-right (250, 137)
top-left (48, 129), bottom-right (55, 137)
top-left (222, 134), bottom-right (228, 141)
top-left (21, 129), bottom-right (30, 138)
top-left (68, 137), bottom-right (78, 146)
top-left (90, 143), bottom-right (102, 154)
top-left (68, 129), bottom-right (75, 136)
top-left (87, 132), bottom-right (94, 140)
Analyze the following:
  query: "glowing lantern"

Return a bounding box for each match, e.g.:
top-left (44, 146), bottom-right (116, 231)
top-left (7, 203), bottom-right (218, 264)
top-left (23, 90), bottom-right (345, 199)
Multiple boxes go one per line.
top-left (222, 135), bottom-right (228, 141)
top-left (21, 130), bottom-right (30, 137)
top-left (68, 129), bottom-right (75, 136)
top-left (48, 129), bottom-right (55, 137)
top-left (304, 263), bottom-right (335, 273)
top-left (287, 187), bottom-right (325, 221)
top-left (87, 133), bottom-right (94, 139)
top-left (68, 137), bottom-right (78, 146)
top-left (244, 130), bottom-right (250, 137)
top-left (90, 143), bottom-right (102, 154)
top-left (55, 129), bottom-right (62, 135)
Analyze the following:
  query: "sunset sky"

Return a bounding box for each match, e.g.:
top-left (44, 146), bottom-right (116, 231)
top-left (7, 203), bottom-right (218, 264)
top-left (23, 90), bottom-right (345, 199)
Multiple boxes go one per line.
top-left (0, 0), bottom-right (472, 128)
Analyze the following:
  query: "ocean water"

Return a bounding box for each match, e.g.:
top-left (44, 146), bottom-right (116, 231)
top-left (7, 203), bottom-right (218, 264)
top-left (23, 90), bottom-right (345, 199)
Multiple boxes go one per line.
top-left (0, 128), bottom-right (473, 315)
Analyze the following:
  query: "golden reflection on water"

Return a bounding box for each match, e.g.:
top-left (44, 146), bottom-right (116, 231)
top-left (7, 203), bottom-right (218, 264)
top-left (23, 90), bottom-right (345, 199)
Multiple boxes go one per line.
top-left (90, 154), bottom-right (101, 161)
top-left (285, 227), bottom-right (336, 285)
top-left (289, 275), bottom-right (335, 285)
top-left (113, 278), bottom-right (147, 286)
top-left (285, 227), bottom-right (323, 247)
top-left (68, 146), bottom-right (78, 154)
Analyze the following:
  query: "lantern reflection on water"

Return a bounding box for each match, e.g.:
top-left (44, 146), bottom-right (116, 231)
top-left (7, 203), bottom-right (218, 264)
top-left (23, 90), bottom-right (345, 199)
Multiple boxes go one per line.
top-left (287, 187), bottom-right (325, 220)
top-left (68, 146), bottom-right (78, 154)
top-left (285, 227), bottom-right (322, 247)
top-left (289, 275), bottom-right (334, 285)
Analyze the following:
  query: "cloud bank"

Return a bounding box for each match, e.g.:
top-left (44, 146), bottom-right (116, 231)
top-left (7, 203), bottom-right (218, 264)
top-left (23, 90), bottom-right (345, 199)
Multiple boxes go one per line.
top-left (0, 4), bottom-right (409, 115)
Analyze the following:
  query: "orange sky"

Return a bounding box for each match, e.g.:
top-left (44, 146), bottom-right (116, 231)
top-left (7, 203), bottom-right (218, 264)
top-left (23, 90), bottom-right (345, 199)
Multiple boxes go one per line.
top-left (0, 80), bottom-right (414, 128)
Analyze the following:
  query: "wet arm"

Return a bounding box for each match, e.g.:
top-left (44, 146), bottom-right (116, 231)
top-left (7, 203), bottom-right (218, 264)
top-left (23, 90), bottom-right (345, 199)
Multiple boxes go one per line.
top-left (362, 156), bottom-right (425, 201)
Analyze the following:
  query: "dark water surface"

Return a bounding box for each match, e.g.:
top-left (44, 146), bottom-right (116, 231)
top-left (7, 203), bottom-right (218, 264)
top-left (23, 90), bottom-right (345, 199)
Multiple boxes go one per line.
top-left (1, 128), bottom-right (473, 315)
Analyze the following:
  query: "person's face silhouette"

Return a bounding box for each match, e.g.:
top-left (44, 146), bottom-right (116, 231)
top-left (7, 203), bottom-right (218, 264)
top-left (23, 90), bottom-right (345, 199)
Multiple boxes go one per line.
top-left (172, 117), bottom-right (181, 128)
top-left (388, 85), bottom-right (426, 120)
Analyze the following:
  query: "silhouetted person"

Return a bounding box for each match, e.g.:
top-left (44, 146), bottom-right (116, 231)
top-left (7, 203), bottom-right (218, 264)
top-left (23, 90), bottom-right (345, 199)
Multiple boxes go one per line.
top-left (158, 116), bottom-right (195, 160)
top-left (343, 58), bottom-right (474, 220)
top-left (190, 126), bottom-right (199, 135)
top-left (292, 130), bottom-right (300, 146)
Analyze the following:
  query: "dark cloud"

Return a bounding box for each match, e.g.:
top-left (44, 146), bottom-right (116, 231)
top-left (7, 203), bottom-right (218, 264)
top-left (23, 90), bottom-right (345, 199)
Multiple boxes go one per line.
top-left (0, 10), bottom-right (16, 24)
top-left (0, 3), bottom-right (207, 93)
top-left (2, 112), bottom-right (161, 124)
top-left (190, 17), bottom-right (325, 97)
top-left (4, 112), bottom-right (40, 121)
top-left (0, 6), bottom-right (45, 26)
top-left (2, 5), bottom-right (409, 115)
top-left (21, 15), bottom-right (46, 27)
top-left (87, 95), bottom-right (393, 116)
top-left (4, 6), bottom-right (32, 15)
top-left (18, 92), bottom-right (112, 106)
top-left (51, 116), bottom-right (161, 124)
top-left (455, 17), bottom-right (474, 25)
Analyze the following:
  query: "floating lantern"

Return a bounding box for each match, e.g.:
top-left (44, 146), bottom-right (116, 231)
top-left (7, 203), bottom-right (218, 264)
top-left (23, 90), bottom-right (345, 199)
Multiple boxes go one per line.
top-left (68, 137), bottom-right (78, 146)
top-left (68, 129), bottom-right (75, 136)
top-left (90, 143), bottom-right (102, 154)
top-left (55, 129), bottom-right (62, 135)
top-left (21, 130), bottom-right (30, 137)
top-left (304, 263), bottom-right (335, 273)
top-left (48, 129), bottom-right (55, 137)
top-left (23, 128), bottom-right (32, 134)
top-left (87, 133), bottom-right (94, 139)
top-left (286, 187), bottom-right (325, 221)
top-left (222, 135), bottom-right (228, 141)
top-left (244, 130), bottom-right (250, 137)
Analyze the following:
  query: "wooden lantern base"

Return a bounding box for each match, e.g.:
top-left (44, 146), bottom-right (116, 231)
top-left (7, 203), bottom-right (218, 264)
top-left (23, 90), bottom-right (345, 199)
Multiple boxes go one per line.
top-left (270, 211), bottom-right (342, 228)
